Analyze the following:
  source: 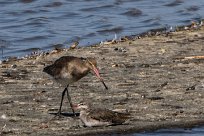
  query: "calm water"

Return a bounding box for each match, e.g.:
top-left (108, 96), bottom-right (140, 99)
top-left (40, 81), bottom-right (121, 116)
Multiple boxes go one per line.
top-left (131, 126), bottom-right (204, 136)
top-left (0, 0), bottom-right (204, 58)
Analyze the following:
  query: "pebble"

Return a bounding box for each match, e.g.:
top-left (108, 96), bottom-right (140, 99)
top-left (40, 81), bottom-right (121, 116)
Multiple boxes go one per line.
top-left (1, 114), bottom-right (7, 119)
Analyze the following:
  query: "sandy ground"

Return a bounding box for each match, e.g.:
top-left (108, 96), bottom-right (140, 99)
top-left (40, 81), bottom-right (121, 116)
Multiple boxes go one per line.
top-left (1, 24), bottom-right (204, 136)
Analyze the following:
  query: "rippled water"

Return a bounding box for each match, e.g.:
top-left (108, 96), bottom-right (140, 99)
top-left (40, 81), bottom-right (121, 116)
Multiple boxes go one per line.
top-left (0, 0), bottom-right (204, 58)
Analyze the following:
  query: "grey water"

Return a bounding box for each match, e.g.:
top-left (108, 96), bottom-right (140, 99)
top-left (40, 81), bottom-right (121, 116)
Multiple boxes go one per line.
top-left (129, 126), bottom-right (204, 136)
top-left (0, 0), bottom-right (204, 58)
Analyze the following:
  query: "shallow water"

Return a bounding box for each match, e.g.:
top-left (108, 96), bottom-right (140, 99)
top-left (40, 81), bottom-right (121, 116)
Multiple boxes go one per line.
top-left (131, 126), bottom-right (204, 136)
top-left (0, 0), bottom-right (204, 58)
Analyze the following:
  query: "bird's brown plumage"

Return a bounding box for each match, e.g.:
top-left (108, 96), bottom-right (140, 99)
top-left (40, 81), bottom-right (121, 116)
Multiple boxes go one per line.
top-left (43, 56), bottom-right (108, 116)
top-left (43, 56), bottom-right (97, 85)
top-left (87, 108), bottom-right (131, 124)
top-left (73, 102), bottom-right (131, 126)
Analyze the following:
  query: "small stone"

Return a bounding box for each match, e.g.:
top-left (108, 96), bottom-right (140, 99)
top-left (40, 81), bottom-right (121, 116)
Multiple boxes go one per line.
top-left (11, 64), bottom-right (17, 68)
top-left (40, 105), bottom-right (47, 108)
top-left (114, 47), bottom-right (118, 51)
top-left (112, 64), bottom-right (118, 67)
top-left (141, 94), bottom-right (146, 98)
top-left (48, 98), bottom-right (53, 100)
top-left (39, 123), bottom-right (49, 129)
top-left (1, 114), bottom-right (7, 119)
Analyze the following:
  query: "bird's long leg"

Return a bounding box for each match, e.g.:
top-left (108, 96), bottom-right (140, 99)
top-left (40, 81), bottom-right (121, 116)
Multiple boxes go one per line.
top-left (66, 85), bottom-right (76, 116)
top-left (57, 87), bottom-right (67, 116)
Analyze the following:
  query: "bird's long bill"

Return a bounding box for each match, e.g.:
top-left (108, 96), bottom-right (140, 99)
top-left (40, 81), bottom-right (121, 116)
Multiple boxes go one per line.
top-left (92, 67), bottom-right (108, 90)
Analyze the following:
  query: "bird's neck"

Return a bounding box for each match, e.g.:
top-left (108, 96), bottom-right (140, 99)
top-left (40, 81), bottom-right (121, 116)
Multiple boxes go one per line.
top-left (80, 109), bottom-right (89, 115)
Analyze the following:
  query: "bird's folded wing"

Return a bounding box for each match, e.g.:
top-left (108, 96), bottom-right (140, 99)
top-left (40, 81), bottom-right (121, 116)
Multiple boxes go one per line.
top-left (88, 108), bottom-right (116, 122)
top-left (88, 108), bottom-right (131, 124)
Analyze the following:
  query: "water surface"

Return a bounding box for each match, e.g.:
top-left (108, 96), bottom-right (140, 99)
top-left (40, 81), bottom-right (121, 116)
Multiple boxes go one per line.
top-left (0, 0), bottom-right (203, 58)
top-left (132, 126), bottom-right (204, 136)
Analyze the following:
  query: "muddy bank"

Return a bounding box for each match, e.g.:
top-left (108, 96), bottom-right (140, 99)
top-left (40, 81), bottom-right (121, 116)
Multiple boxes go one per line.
top-left (1, 24), bottom-right (204, 135)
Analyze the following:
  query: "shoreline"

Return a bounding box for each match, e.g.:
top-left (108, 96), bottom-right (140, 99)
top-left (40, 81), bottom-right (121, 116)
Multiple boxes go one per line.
top-left (2, 19), bottom-right (203, 62)
top-left (1, 22), bottom-right (204, 135)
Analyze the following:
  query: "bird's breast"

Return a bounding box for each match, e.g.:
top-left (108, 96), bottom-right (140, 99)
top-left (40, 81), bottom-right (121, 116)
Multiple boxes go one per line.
top-left (80, 111), bottom-right (111, 127)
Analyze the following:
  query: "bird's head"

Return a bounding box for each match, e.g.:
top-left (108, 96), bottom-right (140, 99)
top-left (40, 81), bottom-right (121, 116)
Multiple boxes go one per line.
top-left (72, 102), bottom-right (89, 110)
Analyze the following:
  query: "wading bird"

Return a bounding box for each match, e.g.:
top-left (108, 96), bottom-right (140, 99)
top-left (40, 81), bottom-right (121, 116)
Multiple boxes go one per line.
top-left (43, 56), bottom-right (108, 116)
top-left (72, 102), bottom-right (131, 127)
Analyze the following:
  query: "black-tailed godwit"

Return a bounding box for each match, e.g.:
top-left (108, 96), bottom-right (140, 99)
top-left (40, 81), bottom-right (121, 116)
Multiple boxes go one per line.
top-left (43, 56), bottom-right (108, 116)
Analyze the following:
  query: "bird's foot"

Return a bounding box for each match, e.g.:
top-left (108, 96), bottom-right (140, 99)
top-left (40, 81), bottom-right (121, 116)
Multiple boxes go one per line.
top-left (71, 108), bottom-right (79, 117)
